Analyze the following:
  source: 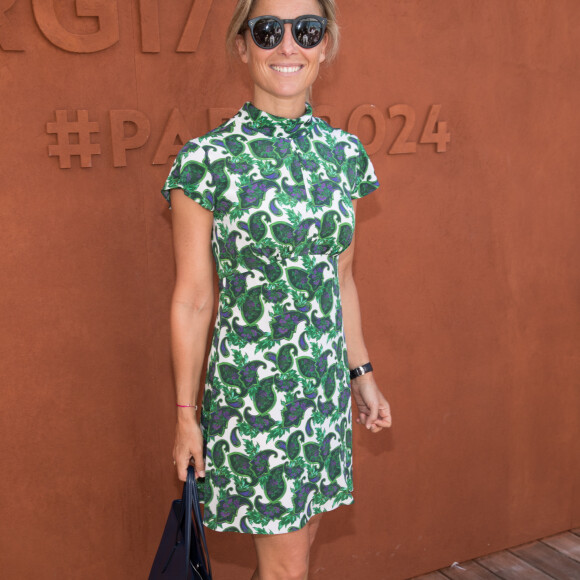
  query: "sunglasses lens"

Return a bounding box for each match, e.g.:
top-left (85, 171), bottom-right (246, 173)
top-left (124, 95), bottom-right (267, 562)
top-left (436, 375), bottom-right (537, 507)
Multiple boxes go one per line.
top-left (252, 18), bottom-right (283, 48)
top-left (294, 18), bottom-right (324, 48)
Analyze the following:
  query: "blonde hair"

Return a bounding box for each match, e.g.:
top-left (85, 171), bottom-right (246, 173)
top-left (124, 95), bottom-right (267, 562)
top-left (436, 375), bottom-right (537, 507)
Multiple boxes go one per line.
top-left (226, 0), bottom-right (340, 62)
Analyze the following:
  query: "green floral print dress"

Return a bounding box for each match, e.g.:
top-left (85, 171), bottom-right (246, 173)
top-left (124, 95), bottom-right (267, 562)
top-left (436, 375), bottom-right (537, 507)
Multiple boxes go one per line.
top-left (162, 102), bottom-right (379, 534)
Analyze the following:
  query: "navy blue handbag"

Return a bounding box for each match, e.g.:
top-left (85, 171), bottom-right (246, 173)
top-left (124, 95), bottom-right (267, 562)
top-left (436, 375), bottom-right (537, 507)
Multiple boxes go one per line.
top-left (149, 466), bottom-right (212, 579)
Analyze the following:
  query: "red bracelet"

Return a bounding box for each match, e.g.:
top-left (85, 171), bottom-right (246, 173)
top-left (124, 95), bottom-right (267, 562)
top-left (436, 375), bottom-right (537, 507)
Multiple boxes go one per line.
top-left (176, 404), bottom-right (198, 409)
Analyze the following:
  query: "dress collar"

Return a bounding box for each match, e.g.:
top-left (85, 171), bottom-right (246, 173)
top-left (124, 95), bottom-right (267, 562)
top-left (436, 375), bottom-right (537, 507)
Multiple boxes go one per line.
top-left (240, 101), bottom-right (313, 133)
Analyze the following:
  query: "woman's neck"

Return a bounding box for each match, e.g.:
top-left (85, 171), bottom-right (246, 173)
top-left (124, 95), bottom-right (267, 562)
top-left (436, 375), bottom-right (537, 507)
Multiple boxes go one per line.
top-left (251, 88), bottom-right (309, 119)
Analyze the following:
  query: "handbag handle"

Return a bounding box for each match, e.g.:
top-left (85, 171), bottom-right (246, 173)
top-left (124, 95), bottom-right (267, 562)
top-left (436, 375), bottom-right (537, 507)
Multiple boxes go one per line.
top-left (184, 466), bottom-right (212, 578)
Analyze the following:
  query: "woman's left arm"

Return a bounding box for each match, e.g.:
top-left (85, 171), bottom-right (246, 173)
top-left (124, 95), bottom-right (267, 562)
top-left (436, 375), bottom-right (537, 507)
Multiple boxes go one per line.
top-left (338, 200), bottom-right (392, 434)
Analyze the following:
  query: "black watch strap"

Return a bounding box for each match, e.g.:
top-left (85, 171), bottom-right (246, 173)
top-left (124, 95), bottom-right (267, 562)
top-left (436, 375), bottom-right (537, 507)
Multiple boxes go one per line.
top-left (349, 362), bottom-right (373, 380)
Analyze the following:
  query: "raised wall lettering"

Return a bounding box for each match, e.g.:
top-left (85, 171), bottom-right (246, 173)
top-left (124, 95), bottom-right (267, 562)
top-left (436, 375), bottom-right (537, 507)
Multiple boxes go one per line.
top-left (0, 0), bottom-right (24, 51)
top-left (388, 104), bottom-right (418, 155)
top-left (110, 110), bottom-right (151, 167)
top-left (45, 105), bottom-right (450, 168)
top-left (32, 0), bottom-right (119, 53)
top-left (208, 108), bottom-right (237, 130)
top-left (176, 0), bottom-right (213, 53)
top-left (138, 0), bottom-right (159, 53)
top-left (313, 105), bottom-right (339, 128)
top-left (347, 104), bottom-right (386, 156)
top-left (47, 109), bottom-right (101, 168)
top-left (153, 108), bottom-right (192, 165)
top-left (420, 104), bottom-right (451, 153)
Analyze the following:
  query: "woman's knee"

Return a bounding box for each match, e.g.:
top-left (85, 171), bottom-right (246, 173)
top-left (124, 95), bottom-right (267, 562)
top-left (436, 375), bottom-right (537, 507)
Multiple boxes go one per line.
top-left (253, 525), bottom-right (312, 580)
top-left (257, 561), bottom-right (308, 580)
top-left (255, 549), bottom-right (309, 580)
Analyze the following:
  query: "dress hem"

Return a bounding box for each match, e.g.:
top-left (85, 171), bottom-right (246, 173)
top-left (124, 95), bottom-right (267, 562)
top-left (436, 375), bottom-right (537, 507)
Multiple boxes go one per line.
top-left (201, 495), bottom-right (354, 536)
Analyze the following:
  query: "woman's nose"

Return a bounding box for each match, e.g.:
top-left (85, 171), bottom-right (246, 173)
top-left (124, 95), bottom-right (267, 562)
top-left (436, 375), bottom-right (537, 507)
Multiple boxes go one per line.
top-left (278, 23), bottom-right (298, 55)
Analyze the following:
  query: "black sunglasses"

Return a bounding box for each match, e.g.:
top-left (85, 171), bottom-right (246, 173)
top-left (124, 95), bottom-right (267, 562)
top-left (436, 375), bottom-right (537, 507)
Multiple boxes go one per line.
top-left (245, 15), bottom-right (328, 50)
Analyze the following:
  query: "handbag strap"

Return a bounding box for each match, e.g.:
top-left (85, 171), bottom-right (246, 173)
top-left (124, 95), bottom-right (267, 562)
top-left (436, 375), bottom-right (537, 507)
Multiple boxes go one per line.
top-left (183, 466), bottom-right (194, 571)
top-left (185, 466), bottom-right (212, 578)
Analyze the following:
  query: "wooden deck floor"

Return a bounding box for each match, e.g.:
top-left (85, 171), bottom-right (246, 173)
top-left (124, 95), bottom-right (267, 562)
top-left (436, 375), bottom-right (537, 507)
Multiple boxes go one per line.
top-left (410, 529), bottom-right (580, 580)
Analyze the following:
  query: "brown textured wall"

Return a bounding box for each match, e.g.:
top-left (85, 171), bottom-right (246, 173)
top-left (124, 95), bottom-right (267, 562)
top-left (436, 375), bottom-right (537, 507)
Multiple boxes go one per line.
top-left (1, 1), bottom-right (579, 578)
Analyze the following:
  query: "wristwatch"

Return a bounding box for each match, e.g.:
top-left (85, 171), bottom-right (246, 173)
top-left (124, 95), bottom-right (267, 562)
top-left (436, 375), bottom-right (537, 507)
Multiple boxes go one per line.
top-left (349, 362), bottom-right (373, 380)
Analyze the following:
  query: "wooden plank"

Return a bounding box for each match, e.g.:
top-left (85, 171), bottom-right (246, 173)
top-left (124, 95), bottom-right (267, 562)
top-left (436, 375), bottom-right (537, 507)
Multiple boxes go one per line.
top-left (439, 560), bottom-right (501, 579)
top-left (475, 551), bottom-right (554, 579)
top-left (412, 572), bottom-right (449, 580)
top-left (511, 540), bottom-right (580, 579)
top-left (542, 532), bottom-right (580, 564)
top-left (410, 530), bottom-right (580, 580)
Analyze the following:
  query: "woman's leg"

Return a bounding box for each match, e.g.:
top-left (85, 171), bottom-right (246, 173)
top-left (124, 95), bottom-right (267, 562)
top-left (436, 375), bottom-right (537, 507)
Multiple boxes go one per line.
top-left (307, 513), bottom-right (323, 548)
top-left (250, 514), bottom-right (324, 580)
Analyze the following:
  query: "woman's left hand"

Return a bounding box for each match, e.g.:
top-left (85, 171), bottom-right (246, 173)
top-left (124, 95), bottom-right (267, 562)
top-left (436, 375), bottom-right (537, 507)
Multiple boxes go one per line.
top-left (351, 375), bottom-right (392, 433)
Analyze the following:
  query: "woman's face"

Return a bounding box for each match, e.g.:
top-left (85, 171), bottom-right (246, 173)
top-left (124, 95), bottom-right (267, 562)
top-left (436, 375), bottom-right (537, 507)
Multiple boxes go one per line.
top-left (236, 0), bottom-right (328, 113)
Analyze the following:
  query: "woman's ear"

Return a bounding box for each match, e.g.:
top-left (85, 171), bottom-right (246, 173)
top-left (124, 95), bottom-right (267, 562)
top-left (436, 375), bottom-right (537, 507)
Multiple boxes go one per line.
top-left (235, 34), bottom-right (249, 64)
top-left (319, 34), bottom-right (329, 64)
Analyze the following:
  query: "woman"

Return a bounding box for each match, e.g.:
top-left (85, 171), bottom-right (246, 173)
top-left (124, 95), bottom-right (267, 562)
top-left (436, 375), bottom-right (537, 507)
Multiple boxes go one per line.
top-left (162, 0), bottom-right (392, 578)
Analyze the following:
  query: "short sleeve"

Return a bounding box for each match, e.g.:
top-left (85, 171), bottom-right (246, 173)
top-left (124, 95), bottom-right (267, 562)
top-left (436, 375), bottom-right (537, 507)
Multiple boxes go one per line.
top-left (350, 138), bottom-right (380, 200)
top-left (161, 140), bottom-right (215, 211)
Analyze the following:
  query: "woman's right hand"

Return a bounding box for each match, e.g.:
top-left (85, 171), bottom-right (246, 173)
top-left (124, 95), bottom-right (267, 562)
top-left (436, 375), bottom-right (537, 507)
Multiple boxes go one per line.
top-left (173, 412), bottom-right (205, 481)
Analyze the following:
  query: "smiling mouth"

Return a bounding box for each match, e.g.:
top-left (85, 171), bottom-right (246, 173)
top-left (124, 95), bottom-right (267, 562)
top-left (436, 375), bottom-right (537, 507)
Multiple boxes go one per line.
top-left (271, 65), bottom-right (304, 73)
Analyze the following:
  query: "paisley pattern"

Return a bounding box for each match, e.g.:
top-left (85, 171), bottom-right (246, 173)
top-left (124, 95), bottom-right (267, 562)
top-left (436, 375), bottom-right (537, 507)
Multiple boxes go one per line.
top-left (162, 102), bottom-right (379, 534)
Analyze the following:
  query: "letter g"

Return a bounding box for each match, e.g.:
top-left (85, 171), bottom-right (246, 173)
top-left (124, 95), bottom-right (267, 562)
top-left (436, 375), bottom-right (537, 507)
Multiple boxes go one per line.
top-left (32, 0), bottom-right (119, 53)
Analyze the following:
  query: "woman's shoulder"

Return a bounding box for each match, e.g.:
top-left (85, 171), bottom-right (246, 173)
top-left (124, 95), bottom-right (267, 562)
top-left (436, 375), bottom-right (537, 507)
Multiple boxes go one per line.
top-left (311, 116), bottom-right (364, 150)
top-left (174, 111), bottom-right (242, 161)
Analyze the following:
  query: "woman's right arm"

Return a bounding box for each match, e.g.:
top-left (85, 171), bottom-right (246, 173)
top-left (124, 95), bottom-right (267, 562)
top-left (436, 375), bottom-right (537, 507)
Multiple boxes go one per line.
top-left (170, 189), bottom-right (215, 482)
